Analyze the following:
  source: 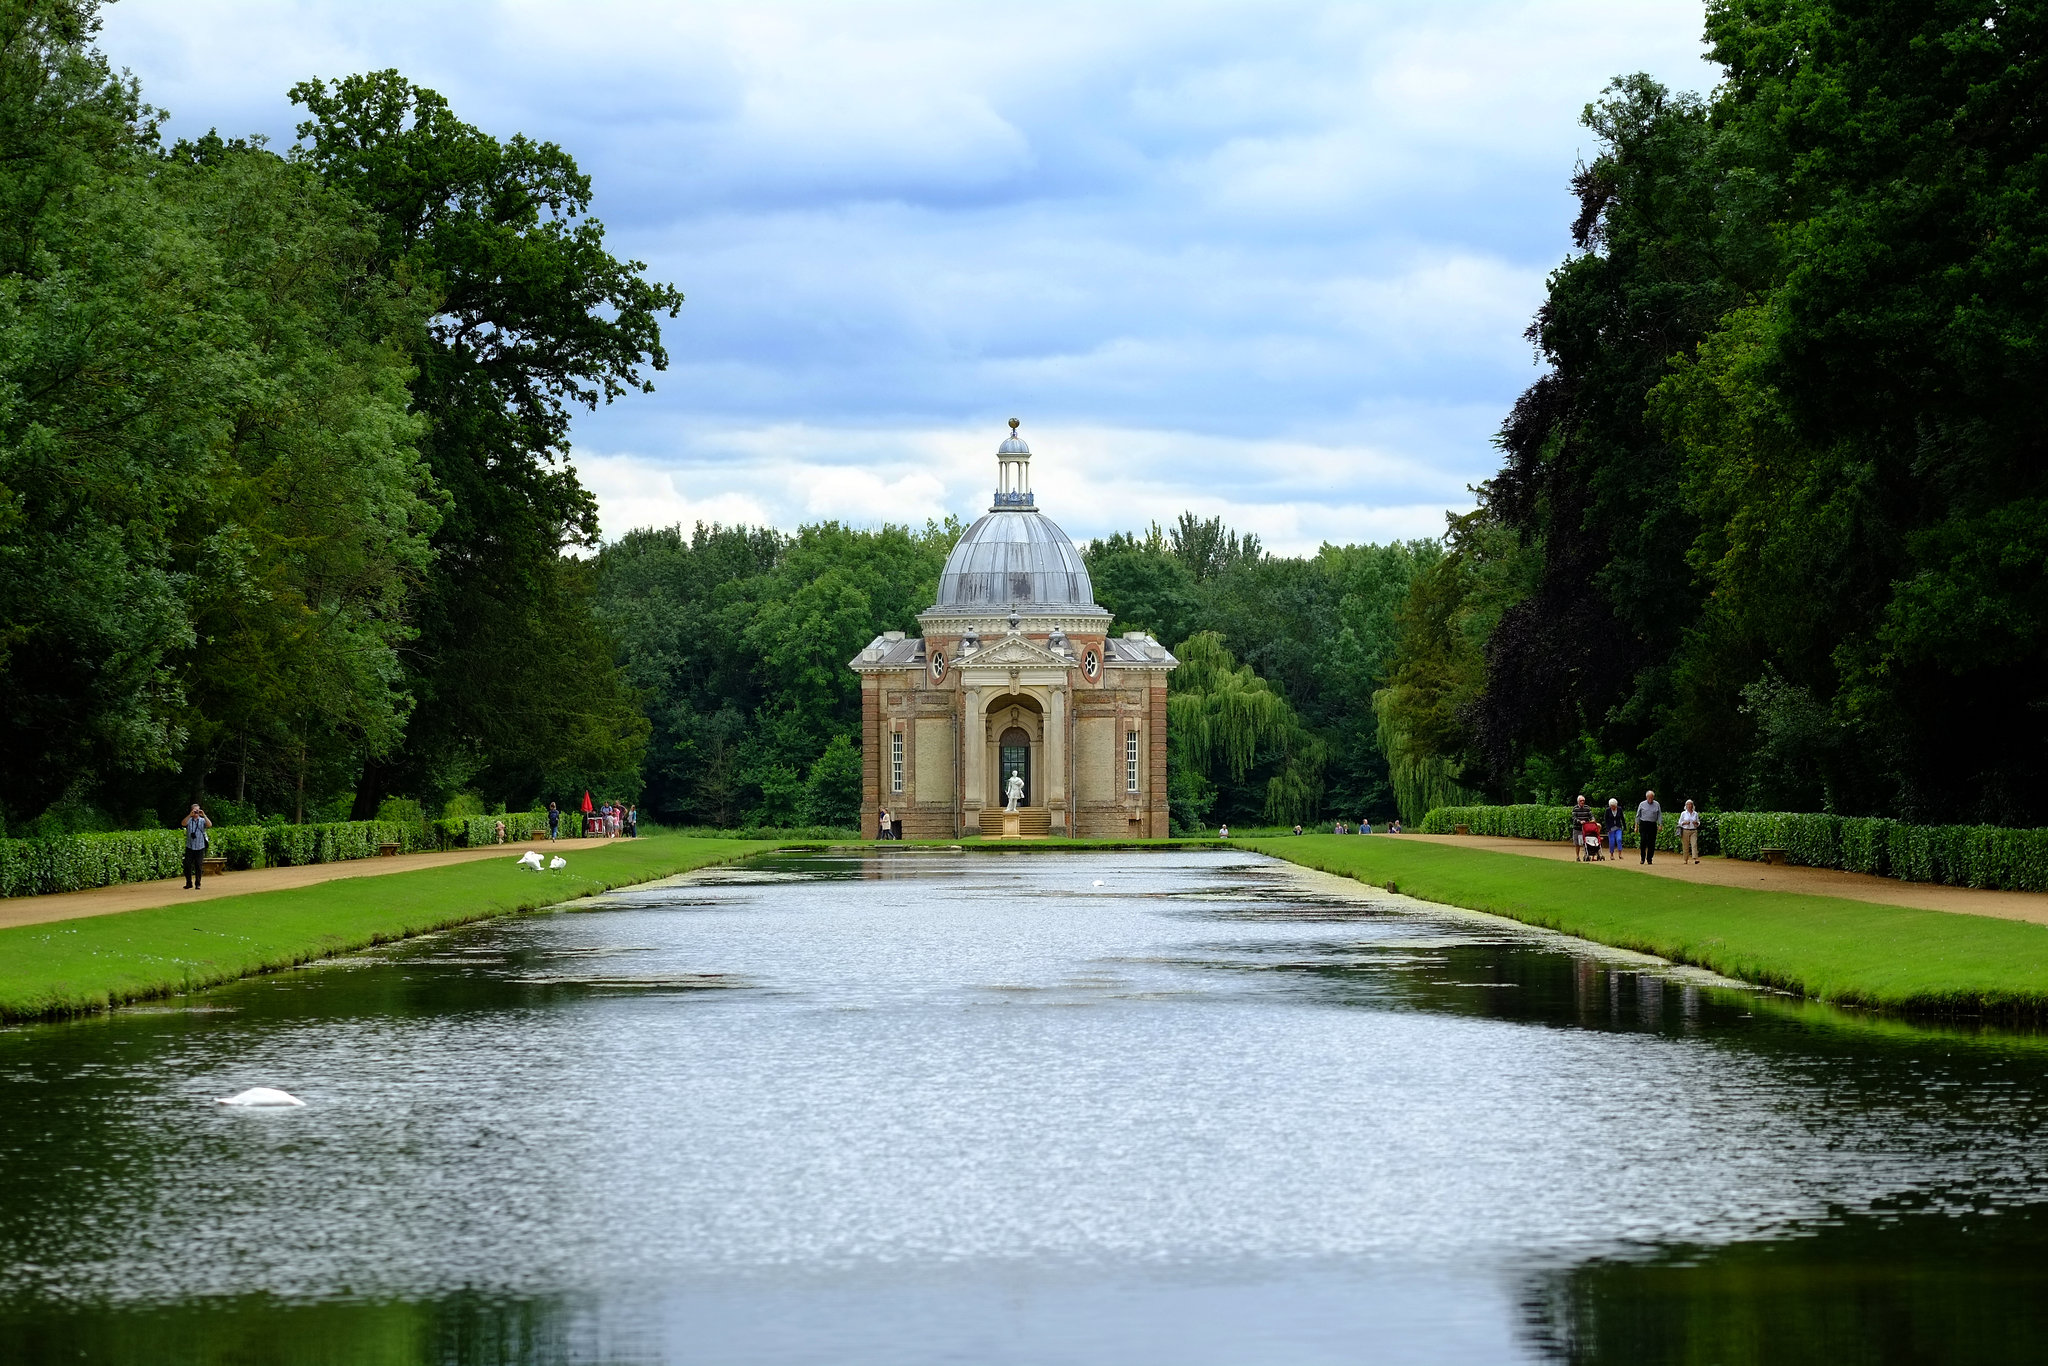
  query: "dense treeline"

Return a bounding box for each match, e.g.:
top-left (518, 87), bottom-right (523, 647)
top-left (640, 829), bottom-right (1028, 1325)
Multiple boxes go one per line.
top-left (594, 521), bottom-right (954, 829)
top-left (1380, 0), bottom-right (2048, 827)
top-left (0, 2), bottom-right (669, 834)
top-left (592, 512), bottom-right (1431, 832)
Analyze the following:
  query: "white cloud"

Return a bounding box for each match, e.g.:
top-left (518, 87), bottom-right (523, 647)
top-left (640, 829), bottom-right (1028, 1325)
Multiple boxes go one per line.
top-left (100, 0), bottom-right (1712, 549)
top-left (574, 453), bottom-right (773, 536)
top-left (578, 417), bottom-right (1476, 557)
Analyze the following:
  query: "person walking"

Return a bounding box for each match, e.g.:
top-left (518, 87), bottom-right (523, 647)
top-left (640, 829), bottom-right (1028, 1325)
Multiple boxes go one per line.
top-left (1678, 800), bottom-right (1702, 864)
top-left (1636, 790), bottom-right (1662, 865)
top-left (1570, 794), bottom-right (1596, 861)
top-left (878, 806), bottom-right (892, 841)
top-left (1602, 799), bottom-right (1625, 862)
top-left (626, 804), bottom-right (638, 838)
top-left (180, 803), bottom-right (212, 889)
top-left (547, 801), bottom-right (561, 841)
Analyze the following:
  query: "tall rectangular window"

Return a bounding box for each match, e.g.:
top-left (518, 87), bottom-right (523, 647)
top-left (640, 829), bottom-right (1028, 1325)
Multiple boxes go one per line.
top-left (891, 731), bottom-right (904, 793)
top-left (1126, 729), bottom-right (1140, 793)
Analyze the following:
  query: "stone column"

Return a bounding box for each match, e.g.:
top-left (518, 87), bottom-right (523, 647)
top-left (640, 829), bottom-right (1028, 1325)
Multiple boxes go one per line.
top-left (1046, 684), bottom-right (1068, 832)
top-left (962, 686), bottom-right (985, 830)
top-left (1148, 681), bottom-right (1169, 838)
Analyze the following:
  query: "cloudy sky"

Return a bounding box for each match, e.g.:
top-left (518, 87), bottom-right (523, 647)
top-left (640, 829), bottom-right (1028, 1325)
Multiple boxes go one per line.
top-left (102, 0), bottom-right (1714, 553)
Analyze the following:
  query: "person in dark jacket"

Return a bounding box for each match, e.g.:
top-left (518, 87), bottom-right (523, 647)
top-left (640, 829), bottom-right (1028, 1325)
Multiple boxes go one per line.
top-left (1636, 791), bottom-right (1663, 865)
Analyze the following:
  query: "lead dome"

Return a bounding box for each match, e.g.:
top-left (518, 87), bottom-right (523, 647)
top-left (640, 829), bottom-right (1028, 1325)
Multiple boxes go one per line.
top-left (931, 421), bottom-right (1102, 612)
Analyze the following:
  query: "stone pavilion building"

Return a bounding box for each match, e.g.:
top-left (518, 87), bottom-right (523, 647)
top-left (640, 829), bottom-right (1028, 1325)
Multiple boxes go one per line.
top-left (851, 421), bottom-right (1179, 838)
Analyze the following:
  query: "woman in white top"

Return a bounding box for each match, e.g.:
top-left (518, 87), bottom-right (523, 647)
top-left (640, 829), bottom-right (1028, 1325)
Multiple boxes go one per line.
top-left (1678, 800), bottom-right (1703, 863)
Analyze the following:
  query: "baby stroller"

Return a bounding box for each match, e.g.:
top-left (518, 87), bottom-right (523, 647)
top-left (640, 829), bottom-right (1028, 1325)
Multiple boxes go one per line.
top-left (1578, 819), bottom-right (1605, 861)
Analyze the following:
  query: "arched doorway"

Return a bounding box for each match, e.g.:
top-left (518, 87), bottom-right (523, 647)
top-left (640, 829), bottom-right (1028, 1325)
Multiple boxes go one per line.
top-left (998, 726), bottom-right (1031, 807)
top-left (982, 694), bottom-right (1044, 811)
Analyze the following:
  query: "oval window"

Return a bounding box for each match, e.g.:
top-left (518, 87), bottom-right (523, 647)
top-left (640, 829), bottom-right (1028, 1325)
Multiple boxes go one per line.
top-left (1082, 648), bottom-right (1099, 680)
top-left (929, 649), bottom-right (947, 681)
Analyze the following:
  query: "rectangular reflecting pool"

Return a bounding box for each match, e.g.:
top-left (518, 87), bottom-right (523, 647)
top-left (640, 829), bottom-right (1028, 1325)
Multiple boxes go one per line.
top-left (2, 849), bottom-right (2045, 1363)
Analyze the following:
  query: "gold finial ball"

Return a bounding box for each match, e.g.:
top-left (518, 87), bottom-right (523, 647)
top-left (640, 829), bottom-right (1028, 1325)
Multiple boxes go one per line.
top-left (1008, 417), bottom-right (1020, 431)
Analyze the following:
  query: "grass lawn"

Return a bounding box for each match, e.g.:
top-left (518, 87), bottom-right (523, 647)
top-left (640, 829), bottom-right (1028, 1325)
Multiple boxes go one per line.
top-left (0, 835), bottom-right (776, 1022)
top-left (1246, 835), bottom-right (2048, 1015)
top-left (12, 832), bottom-right (2046, 1023)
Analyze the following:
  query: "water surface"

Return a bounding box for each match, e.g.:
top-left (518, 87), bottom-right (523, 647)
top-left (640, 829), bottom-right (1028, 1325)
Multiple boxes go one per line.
top-left (2, 849), bottom-right (2044, 1363)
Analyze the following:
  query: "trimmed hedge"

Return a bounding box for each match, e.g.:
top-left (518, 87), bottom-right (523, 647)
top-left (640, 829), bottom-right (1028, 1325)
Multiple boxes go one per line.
top-left (0, 811), bottom-right (551, 898)
top-left (1416, 804), bottom-right (1574, 842)
top-left (0, 829), bottom-right (183, 898)
top-left (1418, 804), bottom-right (2048, 892)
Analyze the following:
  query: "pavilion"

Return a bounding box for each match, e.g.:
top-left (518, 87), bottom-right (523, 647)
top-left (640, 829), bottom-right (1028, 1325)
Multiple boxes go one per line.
top-left (850, 421), bottom-right (1179, 837)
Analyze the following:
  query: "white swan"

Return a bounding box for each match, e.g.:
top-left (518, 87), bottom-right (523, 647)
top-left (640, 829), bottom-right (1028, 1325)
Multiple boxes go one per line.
top-left (549, 856), bottom-right (567, 869)
top-left (517, 850), bottom-right (544, 869)
top-left (217, 1087), bottom-right (304, 1107)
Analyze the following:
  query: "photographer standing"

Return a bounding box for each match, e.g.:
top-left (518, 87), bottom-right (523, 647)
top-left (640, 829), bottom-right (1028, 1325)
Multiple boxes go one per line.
top-left (180, 804), bottom-right (212, 889)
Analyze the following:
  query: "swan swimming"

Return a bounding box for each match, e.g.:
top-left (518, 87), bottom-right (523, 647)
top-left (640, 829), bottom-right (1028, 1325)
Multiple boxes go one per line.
top-left (217, 1087), bottom-right (304, 1107)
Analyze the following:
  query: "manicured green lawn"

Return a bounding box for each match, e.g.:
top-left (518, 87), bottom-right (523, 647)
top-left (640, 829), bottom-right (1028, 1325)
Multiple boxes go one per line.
top-left (11, 832), bottom-right (2044, 1022)
top-left (1245, 835), bottom-right (2048, 1015)
top-left (0, 836), bottom-right (774, 1022)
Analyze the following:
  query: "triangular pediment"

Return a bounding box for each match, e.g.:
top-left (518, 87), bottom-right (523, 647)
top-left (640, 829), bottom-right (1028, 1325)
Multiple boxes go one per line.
top-left (959, 634), bottom-right (1070, 668)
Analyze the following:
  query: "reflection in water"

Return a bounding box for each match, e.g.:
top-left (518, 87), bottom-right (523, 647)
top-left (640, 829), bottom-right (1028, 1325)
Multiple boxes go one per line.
top-left (0, 1292), bottom-right (590, 1366)
top-left (1525, 1201), bottom-right (2048, 1364)
top-left (1, 849), bottom-right (2044, 1365)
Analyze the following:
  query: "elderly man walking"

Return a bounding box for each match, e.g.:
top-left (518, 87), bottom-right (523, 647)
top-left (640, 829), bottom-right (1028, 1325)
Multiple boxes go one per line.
top-left (1636, 790), bottom-right (1663, 865)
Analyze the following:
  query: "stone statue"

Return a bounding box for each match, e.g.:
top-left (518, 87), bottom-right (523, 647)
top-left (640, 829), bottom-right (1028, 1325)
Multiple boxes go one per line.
top-left (1004, 769), bottom-right (1025, 813)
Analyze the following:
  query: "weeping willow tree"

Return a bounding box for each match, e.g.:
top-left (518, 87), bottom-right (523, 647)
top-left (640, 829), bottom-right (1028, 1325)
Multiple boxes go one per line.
top-left (1167, 632), bottom-right (1324, 828)
top-left (1372, 687), bottom-right (1479, 826)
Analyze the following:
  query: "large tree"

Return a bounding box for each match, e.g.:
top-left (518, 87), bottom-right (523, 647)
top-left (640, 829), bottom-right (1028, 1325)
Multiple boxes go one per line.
top-left (1431, 0), bottom-right (2048, 826)
top-left (1656, 0), bottom-right (2048, 821)
top-left (0, 5), bottom-right (439, 828)
top-left (289, 71), bottom-right (677, 814)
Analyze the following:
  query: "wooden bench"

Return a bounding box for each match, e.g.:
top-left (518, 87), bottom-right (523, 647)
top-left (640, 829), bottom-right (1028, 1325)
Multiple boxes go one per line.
top-left (1760, 847), bottom-right (1787, 865)
top-left (201, 856), bottom-right (227, 877)
top-left (377, 842), bottom-right (401, 858)
top-left (1453, 824), bottom-right (1470, 836)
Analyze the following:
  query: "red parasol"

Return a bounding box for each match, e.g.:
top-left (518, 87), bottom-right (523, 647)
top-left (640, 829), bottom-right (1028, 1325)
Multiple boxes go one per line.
top-left (581, 790), bottom-right (593, 814)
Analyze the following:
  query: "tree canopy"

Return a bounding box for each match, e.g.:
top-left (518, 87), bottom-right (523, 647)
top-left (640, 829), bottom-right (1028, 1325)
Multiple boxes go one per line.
top-left (0, 2), bottom-right (667, 834)
top-left (1381, 0), bottom-right (2048, 826)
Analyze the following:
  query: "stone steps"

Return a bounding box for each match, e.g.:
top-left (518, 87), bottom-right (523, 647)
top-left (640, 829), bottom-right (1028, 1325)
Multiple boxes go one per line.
top-left (978, 807), bottom-right (1051, 837)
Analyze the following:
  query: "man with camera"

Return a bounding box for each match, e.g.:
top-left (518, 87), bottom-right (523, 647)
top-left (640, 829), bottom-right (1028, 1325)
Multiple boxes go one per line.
top-left (180, 804), bottom-right (213, 889)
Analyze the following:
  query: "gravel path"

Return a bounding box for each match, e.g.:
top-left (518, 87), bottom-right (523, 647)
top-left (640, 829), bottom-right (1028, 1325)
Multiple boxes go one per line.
top-left (0, 836), bottom-right (622, 931)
